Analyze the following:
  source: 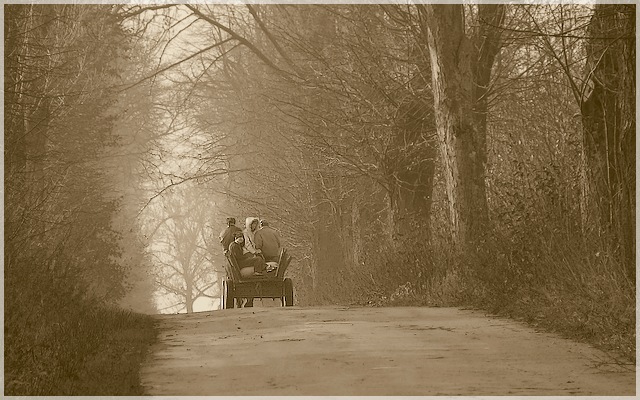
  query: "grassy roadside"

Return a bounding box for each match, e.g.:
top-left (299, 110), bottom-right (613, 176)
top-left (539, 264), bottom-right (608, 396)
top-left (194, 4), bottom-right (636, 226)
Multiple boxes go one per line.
top-left (5, 306), bottom-right (158, 396)
top-left (70, 309), bottom-right (159, 395)
top-left (375, 239), bottom-right (636, 366)
top-left (380, 273), bottom-right (635, 366)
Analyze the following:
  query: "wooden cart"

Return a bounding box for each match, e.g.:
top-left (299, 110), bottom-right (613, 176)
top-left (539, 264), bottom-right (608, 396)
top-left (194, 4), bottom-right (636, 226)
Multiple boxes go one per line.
top-left (222, 248), bottom-right (294, 308)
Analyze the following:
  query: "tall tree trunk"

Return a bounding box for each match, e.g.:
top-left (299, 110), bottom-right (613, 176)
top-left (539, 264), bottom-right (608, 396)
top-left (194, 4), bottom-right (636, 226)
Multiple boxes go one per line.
top-left (419, 4), bottom-right (504, 256)
top-left (420, 4), bottom-right (480, 255)
top-left (580, 4), bottom-right (635, 276)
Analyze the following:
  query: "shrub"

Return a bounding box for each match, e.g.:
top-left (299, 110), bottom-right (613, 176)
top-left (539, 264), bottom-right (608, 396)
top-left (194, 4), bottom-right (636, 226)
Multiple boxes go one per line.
top-left (5, 255), bottom-right (157, 395)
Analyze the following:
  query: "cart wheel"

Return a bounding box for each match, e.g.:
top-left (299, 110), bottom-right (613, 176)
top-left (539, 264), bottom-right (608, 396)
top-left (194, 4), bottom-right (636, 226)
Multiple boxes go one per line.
top-left (223, 280), bottom-right (235, 309)
top-left (284, 278), bottom-right (294, 306)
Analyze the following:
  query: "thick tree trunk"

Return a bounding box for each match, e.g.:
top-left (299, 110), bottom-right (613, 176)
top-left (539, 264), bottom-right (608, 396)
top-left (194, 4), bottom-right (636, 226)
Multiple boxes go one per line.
top-left (581, 4), bottom-right (635, 275)
top-left (419, 4), bottom-right (504, 256)
top-left (420, 5), bottom-right (480, 254)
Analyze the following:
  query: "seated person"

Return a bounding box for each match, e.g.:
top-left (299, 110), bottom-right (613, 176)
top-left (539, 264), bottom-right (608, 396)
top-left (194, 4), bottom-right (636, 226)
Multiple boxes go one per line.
top-left (243, 217), bottom-right (261, 255)
top-left (254, 219), bottom-right (282, 263)
top-left (228, 231), bottom-right (268, 278)
top-left (219, 217), bottom-right (243, 252)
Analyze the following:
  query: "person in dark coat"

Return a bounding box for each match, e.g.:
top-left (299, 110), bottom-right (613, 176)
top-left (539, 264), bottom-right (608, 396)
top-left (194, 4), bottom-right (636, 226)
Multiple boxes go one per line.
top-left (219, 217), bottom-right (243, 251)
top-left (255, 220), bottom-right (282, 262)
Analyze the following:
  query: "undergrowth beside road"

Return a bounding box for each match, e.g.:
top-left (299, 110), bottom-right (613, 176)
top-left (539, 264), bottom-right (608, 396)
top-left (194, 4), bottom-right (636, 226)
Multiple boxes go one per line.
top-left (365, 230), bottom-right (636, 365)
top-left (5, 303), bottom-right (157, 395)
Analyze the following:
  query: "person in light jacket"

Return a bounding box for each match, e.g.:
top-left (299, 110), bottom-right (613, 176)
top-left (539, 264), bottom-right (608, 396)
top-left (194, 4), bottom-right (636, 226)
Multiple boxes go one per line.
top-left (243, 216), bottom-right (261, 255)
top-left (255, 219), bottom-right (282, 263)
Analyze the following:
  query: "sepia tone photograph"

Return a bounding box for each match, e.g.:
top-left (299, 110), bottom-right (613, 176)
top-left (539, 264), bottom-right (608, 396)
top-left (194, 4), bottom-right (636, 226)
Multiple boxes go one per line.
top-left (4, 0), bottom-right (636, 396)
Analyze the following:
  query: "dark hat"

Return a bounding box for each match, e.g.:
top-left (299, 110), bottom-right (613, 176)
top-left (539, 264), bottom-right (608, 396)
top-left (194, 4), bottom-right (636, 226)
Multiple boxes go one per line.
top-left (260, 219), bottom-right (269, 227)
top-left (226, 217), bottom-right (236, 224)
top-left (233, 231), bottom-right (244, 238)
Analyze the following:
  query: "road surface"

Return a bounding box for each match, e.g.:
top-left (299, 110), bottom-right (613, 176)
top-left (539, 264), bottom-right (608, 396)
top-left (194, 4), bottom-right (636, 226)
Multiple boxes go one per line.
top-left (140, 306), bottom-right (635, 396)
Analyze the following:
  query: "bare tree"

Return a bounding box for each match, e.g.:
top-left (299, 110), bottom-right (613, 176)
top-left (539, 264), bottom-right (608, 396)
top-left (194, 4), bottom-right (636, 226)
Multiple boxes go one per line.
top-left (146, 186), bottom-right (219, 313)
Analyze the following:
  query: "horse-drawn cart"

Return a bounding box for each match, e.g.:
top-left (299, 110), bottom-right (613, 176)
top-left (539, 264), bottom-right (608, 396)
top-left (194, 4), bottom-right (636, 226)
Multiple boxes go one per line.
top-left (221, 248), bottom-right (294, 308)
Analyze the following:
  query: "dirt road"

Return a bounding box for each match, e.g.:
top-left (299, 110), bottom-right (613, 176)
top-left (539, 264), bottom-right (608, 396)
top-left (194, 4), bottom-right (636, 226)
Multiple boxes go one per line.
top-left (140, 306), bottom-right (635, 396)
